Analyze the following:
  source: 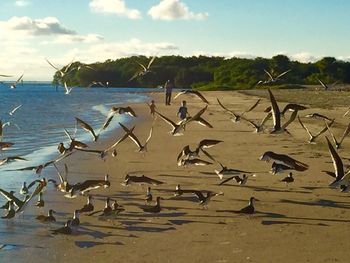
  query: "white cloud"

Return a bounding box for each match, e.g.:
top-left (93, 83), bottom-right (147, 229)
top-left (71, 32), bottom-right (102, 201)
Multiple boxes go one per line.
top-left (89, 0), bottom-right (141, 19)
top-left (289, 52), bottom-right (320, 63)
top-left (42, 34), bottom-right (104, 44)
top-left (148, 0), bottom-right (208, 21)
top-left (0, 16), bottom-right (76, 36)
top-left (14, 0), bottom-right (30, 7)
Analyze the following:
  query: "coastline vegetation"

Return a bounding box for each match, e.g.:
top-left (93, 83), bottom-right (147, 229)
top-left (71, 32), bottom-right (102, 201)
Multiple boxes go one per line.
top-left (54, 55), bottom-right (350, 90)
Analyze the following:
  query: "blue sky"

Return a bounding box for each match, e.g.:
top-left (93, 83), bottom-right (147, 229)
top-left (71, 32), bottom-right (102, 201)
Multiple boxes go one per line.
top-left (0, 0), bottom-right (349, 80)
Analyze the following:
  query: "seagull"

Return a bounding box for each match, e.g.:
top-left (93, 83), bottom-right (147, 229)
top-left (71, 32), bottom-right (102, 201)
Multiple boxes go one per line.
top-left (325, 137), bottom-right (350, 188)
top-left (52, 163), bottom-right (73, 194)
top-left (260, 151), bottom-right (309, 171)
top-left (9, 105), bottom-right (22, 116)
top-left (218, 174), bottom-right (249, 186)
top-left (119, 123), bottom-right (153, 153)
top-left (69, 174), bottom-right (110, 197)
top-left (233, 197), bottom-right (258, 214)
top-left (123, 174), bottom-right (164, 186)
top-left (281, 172), bottom-right (294, 184)
top-left (192, 191), bottom-right (223, 208)
top-left (173, 90), bottom-right (209, 104)
top-left (0, 156), bottom-right (26, 166)
top-left (129, 56), bottom-right (156, 81)
top-left (258, 69), bottom-right (291, 85)
top-left (79, 195), bottom-right (94, 213)
top-left (0, 74), bottom-right (12, 77)
top-left (71, 210), bottom-right (80, 227)
top-left (0, 142), bottom-right (14, 151)
top-left (108, 106), bottom-right (137, 118)
top-left (87, 81), bottom-right (106, 88)
top-left (217, 98), bottom-right (260, 123)
top-left (317, 78), bottom-right (338, 91)
top-left (51, 220), bottom-right (72, 235)
top-left (176, 139), bottom-right (222, 163)
top-left (35, 192), bottom-right (44, 208)
top-left (281, 104), bottom-right (308, 117)
top-left (36, 209), bottom-right (56, 223)
top-left (75, 117), bottom-right (99, 141)
top-left (0, 188), bottom-right (30, 210)
top-left (270, 162), bottom-right (294, 175)
top-left (19, 182), bottom-right (28, 195)
top-left (215, 162), bottom-right (251, 180)
top-left (298, 116), bottom-right (334, 144)
top-left (46, 58), bottom-right (75, 78)
top-left (268, 89), bottom-right (298, 134)
top-left (304, 113), bottom-right (333, 122)
top-left (145, 187), bottom-right (152, 203)
top-left (179, 158), bottom-right (213, 167)
top-left (326, 121), bottom-right (350, 149)
top-left (155, 110), bottom-right (185, 136)
top-left (141, 196), bottom-right (161, 213)
top-left (1, 200), bottom-right (15, 220)
top-left (1, 74), bottom-right (24, 89)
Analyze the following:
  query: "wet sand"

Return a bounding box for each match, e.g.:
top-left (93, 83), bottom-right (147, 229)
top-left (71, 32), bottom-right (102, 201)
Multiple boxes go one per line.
top-left (2, 90), bottom-right (350, 263)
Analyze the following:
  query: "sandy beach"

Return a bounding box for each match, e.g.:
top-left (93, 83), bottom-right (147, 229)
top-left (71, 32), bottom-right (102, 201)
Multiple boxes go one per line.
top-left (2, 90), bottom-right (350, 263)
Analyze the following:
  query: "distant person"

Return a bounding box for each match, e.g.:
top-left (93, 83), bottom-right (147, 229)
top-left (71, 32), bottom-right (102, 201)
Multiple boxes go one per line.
top-left (177, 101), bottom-right (188, 120)
top-left (165, 80), bottom-right (174, 105)
top-left (148, 100), bottom-right (156, 117)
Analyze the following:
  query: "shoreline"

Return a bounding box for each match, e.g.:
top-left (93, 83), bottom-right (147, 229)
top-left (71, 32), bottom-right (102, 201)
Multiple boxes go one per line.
top-left (2, 90), bottom-right (350, 262)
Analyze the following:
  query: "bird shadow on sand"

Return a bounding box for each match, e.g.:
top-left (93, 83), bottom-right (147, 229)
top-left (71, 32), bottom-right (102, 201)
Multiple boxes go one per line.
top-left (75, 240), bottom-right (124, 248)
top-left (245, 185), bottom-right (311, 194)
top-left (168, 219), bottom-right (226, 226)
top-left (279, 198), bottom-right (350, 209)
top-left (260, 220), bottom-right (328, 226)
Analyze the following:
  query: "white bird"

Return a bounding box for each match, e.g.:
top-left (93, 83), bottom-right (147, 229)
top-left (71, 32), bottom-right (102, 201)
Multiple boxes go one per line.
top-left (9, 105), bottom-right (22, 116)
top-left (129, 56), bottom-right (156, 81)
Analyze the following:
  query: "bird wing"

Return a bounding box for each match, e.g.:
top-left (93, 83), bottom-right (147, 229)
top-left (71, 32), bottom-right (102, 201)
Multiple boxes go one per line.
top-left (53, 163), bottom-right (64, 184)
top-left (46, 58), bottom-right (60, 72)
top-left (242, 99), bottom-right (261, 115)
top-left (314, 119), bottom-right (334, 138)
top-left (105, 126), bottom-right (135, 152)
top-left (276, 69), bottom-right (291, 80)
top-left (155, 111), bottom-right (177, 129)
top-left (99, 115), bottom-right (114, 134)
top-left (192, 190), bottom-right (205, 201)
top-left (137, 61), bottom-right (147, 71)
top-left (217, 98), bottom-right (238, 117)
top-left (200, 148), bottom-right (215, 161)
top-left (268, 89), bottom-right (281, 130)
top-left (218, 176), bottom-right (235, 186)
top-left (119, 123), bottom-right (142, 149)
top-left (145, 125), bottom-right (153, 145)
top-left (173, 90), bottom-right (186, 100)
top-left (184, 105), bottom-right (208, 125)
top-left (326, 137), bottom-right (344, 181)
top-left (338, 122), bottom-right (350, 145)
top-left (260, 112), bottom-right (272, 127)
top-left (196, 117), bottom-right (213, 128)
top-left (147, 56), bottom-right (156, 69)
top-left (264, 69), bottom-right (274, 81)
top-left (177, 145), bottom-right (190, 162)
top-left (15, 74), bottom-right (24, 84)
top-left (76, 117), bottom-right (97, 141)
top-left (192, 90), bottom-right (209, 104)
top-left (325, 121), bottom-right (339, 146)
top-left (124, 106), bottom-right (137, 117)
top-left (317, 78), bottom-right (329, 90)
top-left (298, 116), bottom-right (313, 138)
top-left (281, 110), bottom-right (297, 129)
top-left (9, 104), bottom-right (22, 115)
top-left (64, 128), bottom-right (73, 141)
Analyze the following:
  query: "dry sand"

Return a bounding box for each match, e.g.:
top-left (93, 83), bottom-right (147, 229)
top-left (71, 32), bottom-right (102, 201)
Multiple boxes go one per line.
top-left (2, 90), bottom-right (350, 263)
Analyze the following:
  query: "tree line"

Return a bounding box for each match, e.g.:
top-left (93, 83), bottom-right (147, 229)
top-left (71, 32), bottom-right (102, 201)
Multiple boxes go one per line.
top-left (54, 55), bottom-right (350, 90)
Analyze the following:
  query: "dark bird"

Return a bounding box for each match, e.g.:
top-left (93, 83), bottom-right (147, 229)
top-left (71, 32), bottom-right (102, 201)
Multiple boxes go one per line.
top-left (260, 151), bottom-right (308, 172)
top-left (69, 174), bottom-right (110, 197)
top-left (219, 174), bottom-right (249, 186)
top-left (281, 104), bottom-right (308, 116)
top-left (71, 210), bottom-right (80, 227)
top-left (281, 173), bottom-right (294, 184)
top-left (123, 174), bottom-right (164, 186)
top-left (179, 158), bottom-right (213, 167)
top-left (79, 195), bottom-right (94, 213)
top-left (304, 113), bottom-right (333, 122)
top-left (0, 156), bottom-right (26, 166)
top-left (215, 162), bottom-right (251, 180)
top-left (108, 106), bottom-right (137, 118)
top-left (36, 209), bottom-right (56, 223)
top-left (51, 220), bottom-right (72, 235)
top-left (270, 162), bottom-right (294, 175)
top-left (1, 200), bottom-right (15, 220)
top-left (233, 197), bottom-right (258, 214)
top-left (193, 191), bottom-right (223, 208)
top-left (0, 142), bottom-right (14, 151)
top-left (75, 117), bottom-right (99, 141)
top-left (141, 196), bottom-right (161, 213)
top-left (174, 90), bottom-right (209, 104)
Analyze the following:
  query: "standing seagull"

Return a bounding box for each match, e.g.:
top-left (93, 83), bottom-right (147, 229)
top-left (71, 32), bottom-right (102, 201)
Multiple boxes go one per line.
top-left (281, 172), bottom-right (294, 185)
top-left (233, 197), bottom-right (259, 214)
top-left (141, 196), bottom-right (161, 213)
top-left (79, 195), bottom-right (94, 213)
top-left (36, 209), bottom-right (56, 223)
